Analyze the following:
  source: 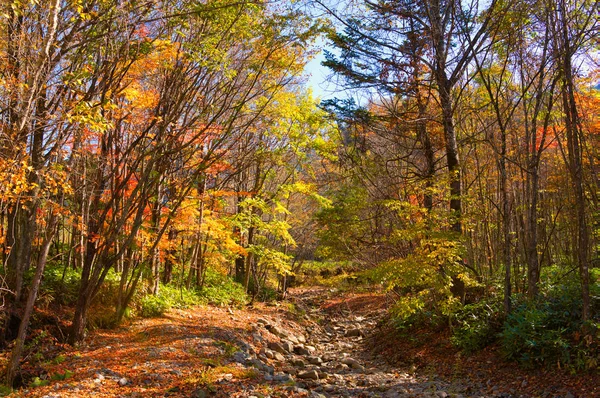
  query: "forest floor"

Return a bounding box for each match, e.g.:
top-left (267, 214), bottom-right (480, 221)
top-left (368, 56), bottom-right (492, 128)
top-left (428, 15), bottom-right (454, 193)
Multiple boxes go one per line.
top-left (3, 287), bottom-right (599, 397)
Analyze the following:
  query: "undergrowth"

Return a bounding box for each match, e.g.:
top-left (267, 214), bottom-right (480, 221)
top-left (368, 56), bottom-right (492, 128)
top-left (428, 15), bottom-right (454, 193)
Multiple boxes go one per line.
top-left (386, 265), bottom-right (600, 372)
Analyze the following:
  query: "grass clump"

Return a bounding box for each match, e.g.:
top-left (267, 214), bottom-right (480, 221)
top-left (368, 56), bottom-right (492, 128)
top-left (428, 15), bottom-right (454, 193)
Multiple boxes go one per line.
top-left (139, 284), bottom-right (205, 317)
top-left (199, 268), bottom-right (247, 307)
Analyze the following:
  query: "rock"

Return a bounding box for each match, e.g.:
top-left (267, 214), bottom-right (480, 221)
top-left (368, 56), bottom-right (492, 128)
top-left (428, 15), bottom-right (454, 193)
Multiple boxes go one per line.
top-left (273, 373), bottom-right (293, 383)
top-left (249, 358), bottom-right (274, 374)
top-left (260, 347), bottom-right (275, 359)
top-left (295, 345), bottom-right (310, 355)
top-left (436, 392), bottom-right (449, 398)
top-left (287, 386), bottom-right (310, 394)
top-left (292, 358), bottom-right (306, 367)
top-left (232, 351), bottom-right (250, 363)
top-left (341, 357), bottom-right (361, 368)
top-left (335, 363), bottom-right (350, 373)
top-left (308, 356), bottom-right (323, 365)
top-left (565, 393), bottom-right (575, 398)
top-left (305, 345), bottom-right (317, 353)
top-left (252, 333), bottom-right (264, 343)
top-left (273, 352), bottom-right (285, 361)
top-left (280, 340), bottom-right (294, 353)
top-left (118, 378), bottom-right (128, 386)
top-left (297, 370), bottom-right (320, 380)
top-left (268, 341), bottom-right (287, 354)
top-left (311, 392), bottom-right (327, 398)
top-left (269, 325), bottom-right (289, 339)
top-left (345, 328), bottom-right (363, 337)
top-left (297, 334), bottom-right (306, 343)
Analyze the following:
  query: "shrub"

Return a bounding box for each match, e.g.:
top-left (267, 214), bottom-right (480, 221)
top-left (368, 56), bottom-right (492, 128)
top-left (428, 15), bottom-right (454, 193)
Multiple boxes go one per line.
top-left (500, 302), bottom-right (572, 367)
top-left (500, 283), bottom-right (599, 369)
top-left (199, 269), bottom-right (247, 307)
top-left (451, 298), bottom-right (503, 353)
top-left (39, 264), bottom-right (81, 306)
top-left (139, 284), bottom-right (205, 318)
top-left (140, 294), bottom-right (171, 318)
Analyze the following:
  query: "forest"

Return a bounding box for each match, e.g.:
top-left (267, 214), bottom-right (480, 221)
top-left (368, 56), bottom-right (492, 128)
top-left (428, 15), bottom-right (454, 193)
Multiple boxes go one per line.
top-left (0, 0), bottom-right (598, 396)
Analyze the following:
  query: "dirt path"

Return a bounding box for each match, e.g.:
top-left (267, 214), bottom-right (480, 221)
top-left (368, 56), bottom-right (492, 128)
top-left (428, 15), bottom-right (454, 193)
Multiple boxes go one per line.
top-left (7, 287), bottom-right (593, 397)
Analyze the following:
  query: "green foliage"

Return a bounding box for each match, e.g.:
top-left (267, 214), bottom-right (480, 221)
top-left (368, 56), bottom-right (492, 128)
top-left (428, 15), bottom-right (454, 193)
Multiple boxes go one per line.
top-left (0, 385), bottom-right (12, 397)
top-left (50, 370), bottom-right (74, 381)
top-left (140, 285), bottom-right (205, 318)
top-left (500, 283), bottom-right (599, 370)
top-left (199, 268), bottom-right (248, 307)
top-left (451, 298), bottom-right (503, 353)
top-left (38, 263), bottom-right (81, 306)
top-left (215, 340), bottom-right (239, 357)
top-left (52, 355), bottom-right (67, 365)
top-left (139, 294), bottom-right (171, 318)
top-left (29, 377), bottom-right (49, 388)
top-left (371, 236), bottom-right (474, 328)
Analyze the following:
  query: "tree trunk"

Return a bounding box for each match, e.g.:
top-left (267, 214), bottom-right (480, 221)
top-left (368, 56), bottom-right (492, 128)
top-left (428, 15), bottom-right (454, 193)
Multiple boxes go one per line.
top-left (5, 215), bottom-right (57, 386)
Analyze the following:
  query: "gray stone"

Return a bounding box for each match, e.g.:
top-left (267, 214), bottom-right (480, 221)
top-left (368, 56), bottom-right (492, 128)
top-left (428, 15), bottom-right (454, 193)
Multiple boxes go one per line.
top-left (292, 358), bottom-right (306, 367)
top-left (297, 370), bottom-right (320, 380)
top-left (273, 352), bottom-right (285, 361)
top-left (269, 325), bottom-right (289, 339)
top-left (268, 341), bottom-right (287, 354)
top-left (232, 351), bottom-right (250, 363)
top-left (341, 357), bottom-right (361, 368)
top-left (259, 347), bottom-right (274, 359)
top-left (308, 356), bottom-right (323, 365)
top-left (280, 340), bottom-right (294, 353)
top-left (273, 373), bottom-right (293, 383)
top-left (118, 378), bottom-right (128, 386)
top-left (436, 392), bottom-right (449, 398)
top-left (249, 358), bottom-right (274, 374)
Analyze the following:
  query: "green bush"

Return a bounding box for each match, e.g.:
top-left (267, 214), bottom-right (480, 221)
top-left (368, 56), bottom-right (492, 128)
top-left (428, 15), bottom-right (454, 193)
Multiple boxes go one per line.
top-left (199, 269), bottom-right (247, 307)
top-left (140, 294), bottom-right (171, 317)
top-left (38, 264), bottom-right (82, 306)
top-left (500, 283), bottom-right (599, 369)
top-left (139, 284), bottom-right (205, 317)
top-left (451, 298), bottom-right (503, 353)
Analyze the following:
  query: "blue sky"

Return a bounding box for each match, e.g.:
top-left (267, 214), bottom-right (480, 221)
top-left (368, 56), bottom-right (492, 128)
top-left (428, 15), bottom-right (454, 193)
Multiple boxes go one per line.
top-left (303, 43), bottom-right (338, 101)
